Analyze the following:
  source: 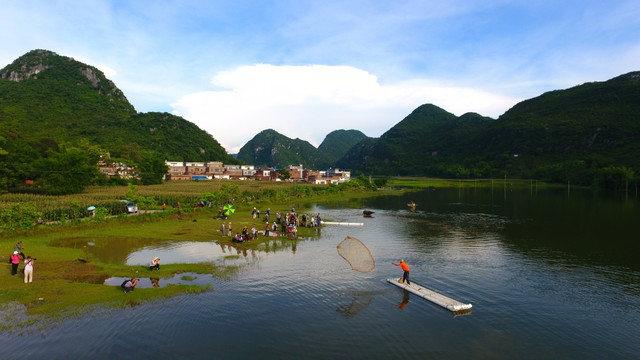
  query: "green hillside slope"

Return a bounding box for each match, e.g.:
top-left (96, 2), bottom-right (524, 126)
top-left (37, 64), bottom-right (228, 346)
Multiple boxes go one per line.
top-left (317, 129), bottom-right (367, 168)
top-left (338, 105), bottom-right (494, 176)
top-left (236, 129), bottom-right (319, 168)
top-left (237, 128), bottom-right (368, 169)
top-left (338, 72), bottom-right (640, 187)
top-left (0, 49), bottom-right (234, 163)
top-left (0, 49), bottom-right (236, 193)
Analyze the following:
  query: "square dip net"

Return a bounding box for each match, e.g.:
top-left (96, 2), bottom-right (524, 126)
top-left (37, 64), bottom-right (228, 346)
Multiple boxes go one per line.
top-left (337, 236), bottom-right (375, 273)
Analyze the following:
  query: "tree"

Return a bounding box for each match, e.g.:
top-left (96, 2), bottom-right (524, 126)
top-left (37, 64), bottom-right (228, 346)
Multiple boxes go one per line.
top-left (219, 183), bottom-right (240, 203)
top-left (372, 177), bottom-right (388, 188)
top-left (136, 195), bottom-right (156, 214)
top-left (0, 203), bottom-right (42, 231)
top-left (119, 143), bottom-right (143, 164)
top-left (596, 166), bottom-right (634, 191)
top-left (125, 183), bottom-right (155, 213)
top-left (139, 152), bottom-right (169, 185)
top-left (277, 169), bottom-right (291, 181)
top-left (35, 147), bottom-right (99, 195)
top-left (125, 183), bottom-right (139, 203)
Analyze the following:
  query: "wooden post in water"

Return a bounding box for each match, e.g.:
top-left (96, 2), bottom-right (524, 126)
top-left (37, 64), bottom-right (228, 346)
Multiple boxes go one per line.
top-left (504, 174), bottom-right (507, 200)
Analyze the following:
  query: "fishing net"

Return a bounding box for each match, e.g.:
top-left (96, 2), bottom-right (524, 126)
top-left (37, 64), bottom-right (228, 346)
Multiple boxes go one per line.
top-left (337, 236), bottom-right (375, 273)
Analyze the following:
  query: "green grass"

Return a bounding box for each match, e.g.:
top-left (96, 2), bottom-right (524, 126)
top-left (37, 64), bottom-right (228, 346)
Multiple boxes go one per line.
top-left (388, 177), bottom-right (557, 189)
top-left (0, 178), bottom-right (416, 332)
top-left (0, 186), bottom-right (400, 329)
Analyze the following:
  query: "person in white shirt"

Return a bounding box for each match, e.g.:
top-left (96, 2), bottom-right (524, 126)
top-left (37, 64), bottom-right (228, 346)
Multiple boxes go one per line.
top-left (24, 256), bottom-right (35, 283)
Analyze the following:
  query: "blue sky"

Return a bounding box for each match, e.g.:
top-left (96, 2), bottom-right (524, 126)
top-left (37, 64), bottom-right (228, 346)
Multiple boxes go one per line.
top-left (2, 0), bottom-right (639, 153)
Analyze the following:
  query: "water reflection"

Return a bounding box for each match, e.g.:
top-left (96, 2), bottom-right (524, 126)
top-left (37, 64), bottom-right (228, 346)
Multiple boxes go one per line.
top-left (397, 291), bottom-right (410, 310)
top-left (365, 187), bottom-right (640, 270)
top-left (5, 188), bottom-right (640, 359)
top-left (336, 296), bottom-right (373, 317)
top-left (104, 272), bottom-right (207, 288)
top-left (52, 236), bottom-right (309, 267)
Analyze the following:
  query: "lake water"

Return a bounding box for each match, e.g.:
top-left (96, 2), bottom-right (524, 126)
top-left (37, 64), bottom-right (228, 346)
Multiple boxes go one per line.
top-left (2, 187), bottom-right (639, 359)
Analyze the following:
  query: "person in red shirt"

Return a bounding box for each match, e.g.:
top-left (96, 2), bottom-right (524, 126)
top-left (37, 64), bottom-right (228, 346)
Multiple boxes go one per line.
top-left (392, 259), bottom-right (411, 285)
top-left (10, 251), bottom-right (21, 276)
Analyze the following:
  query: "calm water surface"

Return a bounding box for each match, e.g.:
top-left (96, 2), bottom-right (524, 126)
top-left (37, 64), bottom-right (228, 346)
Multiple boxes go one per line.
top-left (2, 188), bottom-right (639, 359)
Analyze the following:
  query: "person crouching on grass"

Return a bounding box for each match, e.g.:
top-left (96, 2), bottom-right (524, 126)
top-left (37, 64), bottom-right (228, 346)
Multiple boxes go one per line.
top-left (150, 257), bottom-right (160, 271)
top-left (123, 278), bottom-right (138, 293)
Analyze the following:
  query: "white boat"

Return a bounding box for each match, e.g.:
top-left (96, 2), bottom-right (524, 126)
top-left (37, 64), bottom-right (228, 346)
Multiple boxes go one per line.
top-left (323, 221), bottom-right (364, 226)
top-left (387, 278), bottom-right (472, 312)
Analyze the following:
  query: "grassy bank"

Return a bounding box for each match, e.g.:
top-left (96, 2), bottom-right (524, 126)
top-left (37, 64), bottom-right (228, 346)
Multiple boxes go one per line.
top-left (388, 177), bottom-right (559, 189)
top-left (0, 181), bottom-right (400, 331)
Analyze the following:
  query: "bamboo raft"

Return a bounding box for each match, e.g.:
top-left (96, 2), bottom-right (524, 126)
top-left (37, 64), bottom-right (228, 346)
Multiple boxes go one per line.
top-left (387, 278), bottom-right (472, 312)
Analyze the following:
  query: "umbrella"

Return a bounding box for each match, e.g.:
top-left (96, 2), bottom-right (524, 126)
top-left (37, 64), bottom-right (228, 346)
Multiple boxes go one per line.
top-left (87, 206), bottom-right (96, 211)
top-left (222, 204), bottom-right (235, 216)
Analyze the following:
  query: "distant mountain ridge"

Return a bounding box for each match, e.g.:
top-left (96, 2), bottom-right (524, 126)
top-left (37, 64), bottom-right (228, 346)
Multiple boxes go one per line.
top-left (338, 71), bottom-right (640, 185)
top-left (318, 129), bottom-right (368, 166)
top-left (2, 49), bottom-right (639, 189)
top-left (236, 128), bottom-right (366, 169)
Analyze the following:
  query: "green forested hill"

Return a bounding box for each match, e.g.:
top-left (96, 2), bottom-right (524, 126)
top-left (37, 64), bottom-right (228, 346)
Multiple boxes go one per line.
top-left (0, 50), bottom-right (135, 138)
top-left (317, 129), bottom-right (367, 168)
top-left (337, 105), bottom-right (494, 176)
top-left (237, 128), bottom-right (367, 169)
top-left (236, 129), bottom-right (319, 168)
top-left (479, 72), bottom-right (640, 165)
top-left (338, 72), bottom-right (640, 187)
top-left (0, 49), bottom-right (234, 163)
top-left (0, 49), bottom-right (235, 192)
top-left (465, 71), bottom-right (640, 184)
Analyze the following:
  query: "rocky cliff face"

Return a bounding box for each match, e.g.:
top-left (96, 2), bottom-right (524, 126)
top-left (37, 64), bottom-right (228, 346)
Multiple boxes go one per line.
top-left (0, 49), bottom-right (121, 96)
top-left (1, 53), bottom-right (50, 82)
top-left (80, 67), bottom-right (100, 87)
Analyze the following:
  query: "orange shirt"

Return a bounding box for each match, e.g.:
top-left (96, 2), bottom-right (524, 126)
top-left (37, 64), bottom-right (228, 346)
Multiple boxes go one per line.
top-left (396, 262), bottom-right (410, 271)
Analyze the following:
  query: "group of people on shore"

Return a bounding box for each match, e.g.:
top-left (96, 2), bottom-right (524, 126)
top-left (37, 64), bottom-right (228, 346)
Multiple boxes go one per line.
top-left (230, 224), bottom-right (260, 243)
top-left (271, 209), bottom-right (321, 238)
top-left (7, 241), bottom-right (35, 284)
top-left (221, 208), bottom-right (323, 242)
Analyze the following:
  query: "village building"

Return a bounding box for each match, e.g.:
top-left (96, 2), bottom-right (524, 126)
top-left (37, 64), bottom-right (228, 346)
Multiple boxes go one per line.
top-left (162, 161), bottom-right (352, 183)
top-left (99, 162), bottom-right (136, 179)
top-left (254, 168), bottom-right (272, 181)
top-left (207, 161), bottom-right (225, 175)
top-left (286, 164), bottom-right (305, 181)
top-left (224, 164), bottom-right (243, 178)
top-left (241, 165), bottom-right (256, 177)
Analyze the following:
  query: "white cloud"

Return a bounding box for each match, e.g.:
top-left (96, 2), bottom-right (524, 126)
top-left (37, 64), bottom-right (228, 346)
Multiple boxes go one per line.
top-left (96, 64), bottom-right (117, 78)
top-left (171, 64), bottom-right (519, 154)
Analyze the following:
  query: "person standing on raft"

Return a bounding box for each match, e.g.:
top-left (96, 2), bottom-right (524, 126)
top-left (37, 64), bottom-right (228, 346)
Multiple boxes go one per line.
top-left (392, 259), bottom-right (410, 285)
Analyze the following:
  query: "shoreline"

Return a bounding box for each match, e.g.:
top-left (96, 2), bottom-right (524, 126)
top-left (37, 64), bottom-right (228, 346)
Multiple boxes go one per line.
top-left (0, 186), bottom-right (398, 331)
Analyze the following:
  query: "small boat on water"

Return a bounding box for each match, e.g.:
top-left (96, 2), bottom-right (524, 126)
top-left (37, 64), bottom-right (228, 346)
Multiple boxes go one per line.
top-left (362, 210), bottom-right (375, 217)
